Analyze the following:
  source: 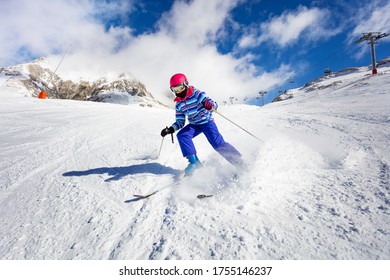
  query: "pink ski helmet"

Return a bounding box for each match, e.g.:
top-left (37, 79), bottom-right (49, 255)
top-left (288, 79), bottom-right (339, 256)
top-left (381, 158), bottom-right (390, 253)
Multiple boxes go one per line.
top-left (169, 73), bottom-right (188, 88)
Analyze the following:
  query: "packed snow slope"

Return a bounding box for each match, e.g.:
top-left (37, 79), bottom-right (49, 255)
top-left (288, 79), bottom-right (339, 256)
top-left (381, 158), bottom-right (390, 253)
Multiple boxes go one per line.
top-left (0, 66), bottom-right (389, 260)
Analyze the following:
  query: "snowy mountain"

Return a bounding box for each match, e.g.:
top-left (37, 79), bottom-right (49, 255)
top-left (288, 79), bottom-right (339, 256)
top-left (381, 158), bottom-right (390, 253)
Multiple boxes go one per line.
top-left (274, 56), bottom-right (390, 102)
top-left (0, 59), bottom-right (389, 260)
top-left (0, 58), bottom-right (164, 107)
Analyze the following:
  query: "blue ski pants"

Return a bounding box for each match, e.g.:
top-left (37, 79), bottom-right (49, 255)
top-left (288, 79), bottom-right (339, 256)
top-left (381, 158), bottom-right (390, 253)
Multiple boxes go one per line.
top-left (177, 121), bottom-right (242, 165)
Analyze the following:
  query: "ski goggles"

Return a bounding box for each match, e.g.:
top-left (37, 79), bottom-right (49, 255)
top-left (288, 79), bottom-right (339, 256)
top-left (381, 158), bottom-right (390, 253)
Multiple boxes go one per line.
top-left (170, 83), bottom-right (187, 95)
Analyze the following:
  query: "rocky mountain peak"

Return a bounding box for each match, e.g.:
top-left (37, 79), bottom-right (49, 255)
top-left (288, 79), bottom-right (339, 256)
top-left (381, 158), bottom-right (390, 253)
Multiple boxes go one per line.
top-left (0, 58), bottom-right (165, 107)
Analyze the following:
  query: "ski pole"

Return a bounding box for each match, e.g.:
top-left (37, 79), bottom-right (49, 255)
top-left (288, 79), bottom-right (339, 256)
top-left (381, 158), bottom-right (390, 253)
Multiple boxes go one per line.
top-left (157, 127), bottom-right (174, 159)
top-left (213, 109), bottom-right (263, 143)
top-left (156, 136), bottom-right (165, 159)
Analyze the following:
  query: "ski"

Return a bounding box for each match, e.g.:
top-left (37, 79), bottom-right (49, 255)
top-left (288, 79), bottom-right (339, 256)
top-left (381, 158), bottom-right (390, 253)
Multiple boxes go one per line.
top-left (197, 194), bottom-right (213, 199)
top-left (132, 175), bottom-right (187, 200)
top-left (133, 184), bottom-right (174, 199)
top-left (133, 190), bottom-right (159, 199)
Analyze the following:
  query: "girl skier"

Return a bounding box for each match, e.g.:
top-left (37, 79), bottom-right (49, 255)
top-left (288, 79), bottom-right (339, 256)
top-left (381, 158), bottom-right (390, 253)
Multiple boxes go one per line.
top-left (161, 73), bottom-right (243, 176)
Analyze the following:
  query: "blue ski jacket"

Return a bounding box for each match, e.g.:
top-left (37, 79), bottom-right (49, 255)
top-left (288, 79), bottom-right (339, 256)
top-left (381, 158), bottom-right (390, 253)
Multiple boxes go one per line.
top-left (171, 86), bottom-right (218, 131)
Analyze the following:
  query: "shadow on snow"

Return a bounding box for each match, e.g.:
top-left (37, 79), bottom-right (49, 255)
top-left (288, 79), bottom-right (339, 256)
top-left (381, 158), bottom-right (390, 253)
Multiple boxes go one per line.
top-left (63, 162), bottom-right (181, 182)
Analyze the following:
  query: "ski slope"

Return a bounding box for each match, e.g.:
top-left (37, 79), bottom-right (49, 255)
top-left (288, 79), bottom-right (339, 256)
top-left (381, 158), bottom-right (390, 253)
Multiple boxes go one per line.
top-left (0, 67), bottom-right (389, 260)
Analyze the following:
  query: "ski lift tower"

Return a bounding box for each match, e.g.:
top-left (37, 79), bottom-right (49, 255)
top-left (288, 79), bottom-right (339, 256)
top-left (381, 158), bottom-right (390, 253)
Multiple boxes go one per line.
top-left (355, 32), bottom-right (389, 75)
top-left (259, 91), bottom-right (267, 106)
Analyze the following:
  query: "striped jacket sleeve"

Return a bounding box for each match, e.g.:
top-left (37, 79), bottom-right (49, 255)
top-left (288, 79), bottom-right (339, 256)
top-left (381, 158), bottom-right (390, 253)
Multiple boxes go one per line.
top-left (172, 107), bottom-right (186, 131)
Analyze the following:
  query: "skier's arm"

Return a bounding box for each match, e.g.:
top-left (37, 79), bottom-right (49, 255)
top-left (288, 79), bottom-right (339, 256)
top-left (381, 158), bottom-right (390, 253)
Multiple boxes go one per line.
top-left (199, 91), bottom-right (218, 111)
top-left (172, 110), bottom-right (185, 131)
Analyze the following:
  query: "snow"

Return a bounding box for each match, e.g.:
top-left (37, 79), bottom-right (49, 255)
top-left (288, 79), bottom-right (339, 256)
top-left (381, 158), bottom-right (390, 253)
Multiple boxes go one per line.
top-left (0, 66), bottom-right (389, 261)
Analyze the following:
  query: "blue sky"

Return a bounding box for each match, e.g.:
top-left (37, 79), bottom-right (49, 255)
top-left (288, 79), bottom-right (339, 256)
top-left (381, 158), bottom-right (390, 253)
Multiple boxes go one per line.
top-left (1, 0), bottom-right (389, 105)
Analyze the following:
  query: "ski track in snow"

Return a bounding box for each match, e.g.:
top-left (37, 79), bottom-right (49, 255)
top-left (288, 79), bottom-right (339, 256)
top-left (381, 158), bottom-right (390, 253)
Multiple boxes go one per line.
top-left (0, 70), bottom-right (389, 260)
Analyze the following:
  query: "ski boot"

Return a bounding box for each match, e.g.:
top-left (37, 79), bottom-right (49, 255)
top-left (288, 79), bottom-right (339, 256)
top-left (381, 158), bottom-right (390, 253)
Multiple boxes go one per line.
top-left (184, 154), bottom-right (201, 176)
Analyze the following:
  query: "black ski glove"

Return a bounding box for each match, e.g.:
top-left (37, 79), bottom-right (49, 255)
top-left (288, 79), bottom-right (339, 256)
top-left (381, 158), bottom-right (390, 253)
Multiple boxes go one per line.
top-left (161, 126), bottom-right (175, 137)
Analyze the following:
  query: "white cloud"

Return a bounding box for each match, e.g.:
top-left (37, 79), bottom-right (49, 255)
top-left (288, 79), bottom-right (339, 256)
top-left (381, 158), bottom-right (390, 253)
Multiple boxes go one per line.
top-left (347, 0), bottom-right (390, 59)
top-left (352, 0), bottom-right (390, 36)
top-left (157, 0), bottom-right (238, 45)
top-left (0, 0), bottom-right (294, 105)
top-left (239, 6), bottom-right (340, 49)
top-left (0, 0), bottom-right (133, 64)
top-left (238, 34), bottom-right (257, 49)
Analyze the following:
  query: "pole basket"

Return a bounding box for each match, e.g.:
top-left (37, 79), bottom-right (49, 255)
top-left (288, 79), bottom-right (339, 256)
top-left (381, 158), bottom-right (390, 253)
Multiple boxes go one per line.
top-left (372, 69), bottom-right (377, 75)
